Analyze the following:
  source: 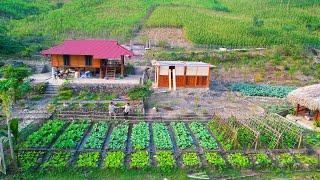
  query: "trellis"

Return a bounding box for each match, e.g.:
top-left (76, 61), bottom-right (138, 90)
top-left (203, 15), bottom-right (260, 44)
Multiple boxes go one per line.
top-left (245, 118), bottom-right (282, 149)
top-left (264, 113), bottom-right (304, 149)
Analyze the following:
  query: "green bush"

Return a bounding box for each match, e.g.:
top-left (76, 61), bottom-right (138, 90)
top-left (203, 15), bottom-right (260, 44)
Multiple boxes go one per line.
top-left (277, 153), bottom-right (295, 169)
top-left (57, 89), bottom-right (73, 101)
top-left (128, 80), bottom-right (152, 100)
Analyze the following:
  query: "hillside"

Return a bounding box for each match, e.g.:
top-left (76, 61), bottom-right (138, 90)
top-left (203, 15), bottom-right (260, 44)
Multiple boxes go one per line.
top-left (1, 0), bottom-right (320, 56)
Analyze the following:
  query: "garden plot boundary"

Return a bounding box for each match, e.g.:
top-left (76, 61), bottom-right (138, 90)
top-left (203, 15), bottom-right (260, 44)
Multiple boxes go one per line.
top-left (18, 119), bottom-right (319, 171)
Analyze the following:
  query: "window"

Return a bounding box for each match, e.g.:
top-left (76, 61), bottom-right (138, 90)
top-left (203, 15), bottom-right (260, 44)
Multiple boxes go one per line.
top-left (63, 55), bottom-right (70, 66)
top-left (85, 55), bottom-right (92, 66)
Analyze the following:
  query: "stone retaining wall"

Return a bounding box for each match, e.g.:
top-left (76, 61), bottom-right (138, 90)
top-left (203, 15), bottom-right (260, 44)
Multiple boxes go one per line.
top-left (67, 83), bottom-right (140, 95)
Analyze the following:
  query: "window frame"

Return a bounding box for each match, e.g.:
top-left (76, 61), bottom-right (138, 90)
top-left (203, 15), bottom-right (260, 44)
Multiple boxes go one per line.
top-left (85, 55), bottom-right (93, 66)
top-left (63, 55), bottom-right (70, 66)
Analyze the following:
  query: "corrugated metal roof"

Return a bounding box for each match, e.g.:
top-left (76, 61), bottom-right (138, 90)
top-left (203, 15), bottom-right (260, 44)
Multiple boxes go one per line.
top-left (41, 39), bottom-right (134, 59)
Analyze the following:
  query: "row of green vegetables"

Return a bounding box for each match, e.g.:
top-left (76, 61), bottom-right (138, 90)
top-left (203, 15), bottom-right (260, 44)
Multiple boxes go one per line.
top-left (18, 150), bottom-right (319, 172)
top-left (22, 120), bottom-right (219, 151)
top-left (229, 83), bottom-right (296, 98)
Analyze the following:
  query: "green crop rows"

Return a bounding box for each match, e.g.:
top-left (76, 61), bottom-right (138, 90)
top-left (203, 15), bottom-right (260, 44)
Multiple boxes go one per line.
top-left (23, 120), bottom-right (65, 148)
top-left (153, 123), bottom-right (173, 150)
top-left (76, 152), bottom-right (100, 168)
top-left (189, 122), bottom-right (218, 150)
top-left (108, 124), bottom-right (129, 150)
top-left (131, 122), bottom-right (150, 150)
top-left (230, 83), bottom-right (295, 98)
top-left (42, 152), bottom-right (71, 169)
top-left (84, 122), bottom-right (108, 149)
top-left (53, 121), bottom-right (90, 149)
top-left (18, 119), bottom-right (318, 171)
top-left (171, 122), bottom-right (194, 150)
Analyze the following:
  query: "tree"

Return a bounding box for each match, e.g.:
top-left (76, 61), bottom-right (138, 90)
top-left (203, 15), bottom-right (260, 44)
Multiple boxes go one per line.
top-left (0, 65), bottom-right (31, 169)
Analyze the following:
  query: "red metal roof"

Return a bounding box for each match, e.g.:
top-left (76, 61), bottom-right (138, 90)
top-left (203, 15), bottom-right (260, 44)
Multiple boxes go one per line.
top-left (41, 39), bottom-right (134, 59)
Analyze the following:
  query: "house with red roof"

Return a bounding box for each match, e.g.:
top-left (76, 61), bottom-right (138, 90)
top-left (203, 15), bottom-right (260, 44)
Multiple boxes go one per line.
top-left (42, 39), bottom-right (134, 79)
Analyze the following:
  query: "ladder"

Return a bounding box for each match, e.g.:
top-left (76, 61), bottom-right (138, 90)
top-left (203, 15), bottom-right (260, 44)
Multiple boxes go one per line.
top-left (106, 67), bottom-right (116, 79)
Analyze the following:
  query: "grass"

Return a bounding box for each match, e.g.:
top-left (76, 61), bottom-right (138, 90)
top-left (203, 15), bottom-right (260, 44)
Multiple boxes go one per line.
top-left (4, 168), bottom-right (320, 179)
top-left (2, 0), bottom-right (319, 56)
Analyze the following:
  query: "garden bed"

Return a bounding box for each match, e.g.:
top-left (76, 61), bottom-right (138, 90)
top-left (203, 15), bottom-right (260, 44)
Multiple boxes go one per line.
top-left (18, 119), bottom-right (319, 172)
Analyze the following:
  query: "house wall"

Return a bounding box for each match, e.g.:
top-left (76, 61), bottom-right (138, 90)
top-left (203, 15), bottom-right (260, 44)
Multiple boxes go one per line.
top-left (156, 65), bottom-right (211, 88)
top-left (51, 55), bottom-right (100, 68)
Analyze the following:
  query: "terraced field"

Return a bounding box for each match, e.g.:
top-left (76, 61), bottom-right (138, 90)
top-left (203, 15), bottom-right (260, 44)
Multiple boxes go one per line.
top-left (3, 0), bottom-right (320, 55)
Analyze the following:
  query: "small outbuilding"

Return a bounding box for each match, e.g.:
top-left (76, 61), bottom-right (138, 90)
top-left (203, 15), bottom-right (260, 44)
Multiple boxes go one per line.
top-left (152, 61), bottom-right (214, 90)
top-left (287, 84), bottom-right (320, 121)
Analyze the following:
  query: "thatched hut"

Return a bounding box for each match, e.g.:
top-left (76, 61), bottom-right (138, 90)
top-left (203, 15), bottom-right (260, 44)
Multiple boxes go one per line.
top-left (287, 84), bottom-right (320, 121)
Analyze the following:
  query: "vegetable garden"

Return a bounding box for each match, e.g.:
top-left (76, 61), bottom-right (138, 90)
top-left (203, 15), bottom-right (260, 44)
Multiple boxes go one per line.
top-left (17, 116), bottom-right (319, 172)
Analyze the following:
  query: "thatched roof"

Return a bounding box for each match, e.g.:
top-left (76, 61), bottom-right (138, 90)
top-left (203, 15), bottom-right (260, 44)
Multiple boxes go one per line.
top-left (287, 84), bottom-right (320, 111)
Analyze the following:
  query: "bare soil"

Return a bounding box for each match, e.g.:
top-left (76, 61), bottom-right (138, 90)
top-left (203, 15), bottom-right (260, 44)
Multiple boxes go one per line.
top-left (138, 28), bottom-right (192, 48)
top-left (146, 89), bottom-right (271, 120)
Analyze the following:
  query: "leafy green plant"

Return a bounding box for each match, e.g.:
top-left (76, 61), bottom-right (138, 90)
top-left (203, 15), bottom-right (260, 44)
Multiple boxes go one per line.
top-left (254, 153), bottom-right (272, 169)
top-left (104, 151), bottom-right (125, 169)
top-left (23, 120), bottom-right (65, 148)
top-left (277, 153), bottom-right (295, 169)
top-left (153, 123), bottom-right (173, 150)
top-left (205, 152), bottom-right (225, 170)
top-left (18, 151), bottom-right (44, 170)
top-left (295, 154), bottom-right (318, 168)
top-left (42, 152), bottom-right (71, 168)
top-left (108, 124), bottom-right (129, 150)
top-left (189, 122), bottom-right (218, 150)
top-left (128, 80), bottom-right (152, 100)
top-left (53, 121), bottom-right (90, 149)
top-left (85, 122), bottom-right (108, 149)
top-left (182, 152), bottom-right (200, 167)
top-left (208, 119), bottom-right (233, 150)
top-left (171, 122), bottom-right (193, 150)
top-left (131, 122), bottom-right (150, 150)
top-left (227, 153), bottom-right (250, 169)
top-left (130, 151), bottom-right (149, 169)
top-left (155, 151), bottom-right (175, 172)
top-left (230, 83), bottom-right (295, 98)
top-left (77, 152), bottom-right (99, 167)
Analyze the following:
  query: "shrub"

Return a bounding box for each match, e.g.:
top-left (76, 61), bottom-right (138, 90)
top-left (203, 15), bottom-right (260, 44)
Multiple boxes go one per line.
top-left (128, 80), bottom-right (152, 100)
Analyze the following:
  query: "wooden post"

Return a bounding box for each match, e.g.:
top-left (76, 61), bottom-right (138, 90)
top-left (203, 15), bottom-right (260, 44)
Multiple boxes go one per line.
top-left (195, 67), bottom-right (198, 87)
top-left (207, 66), bottom-right (211, 88)
top-left (157, 66), bottom-right (160, 87)
top-left (120, 55), bottom-right (124, 78)
top-left (173, 69), bottom-right (176, 91)
top-left (154, 66), bottom-right (157, 87)
top-left (168, 69), bottom-right (172, 90)
top-left (184, 66), bottom-right (187, 87)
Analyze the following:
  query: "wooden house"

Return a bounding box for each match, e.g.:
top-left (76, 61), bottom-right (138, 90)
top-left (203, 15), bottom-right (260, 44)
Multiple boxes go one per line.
top-left (152, 61), bottom-right (214, 90)
top-left (41, 39), bottom-right (134, 79)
